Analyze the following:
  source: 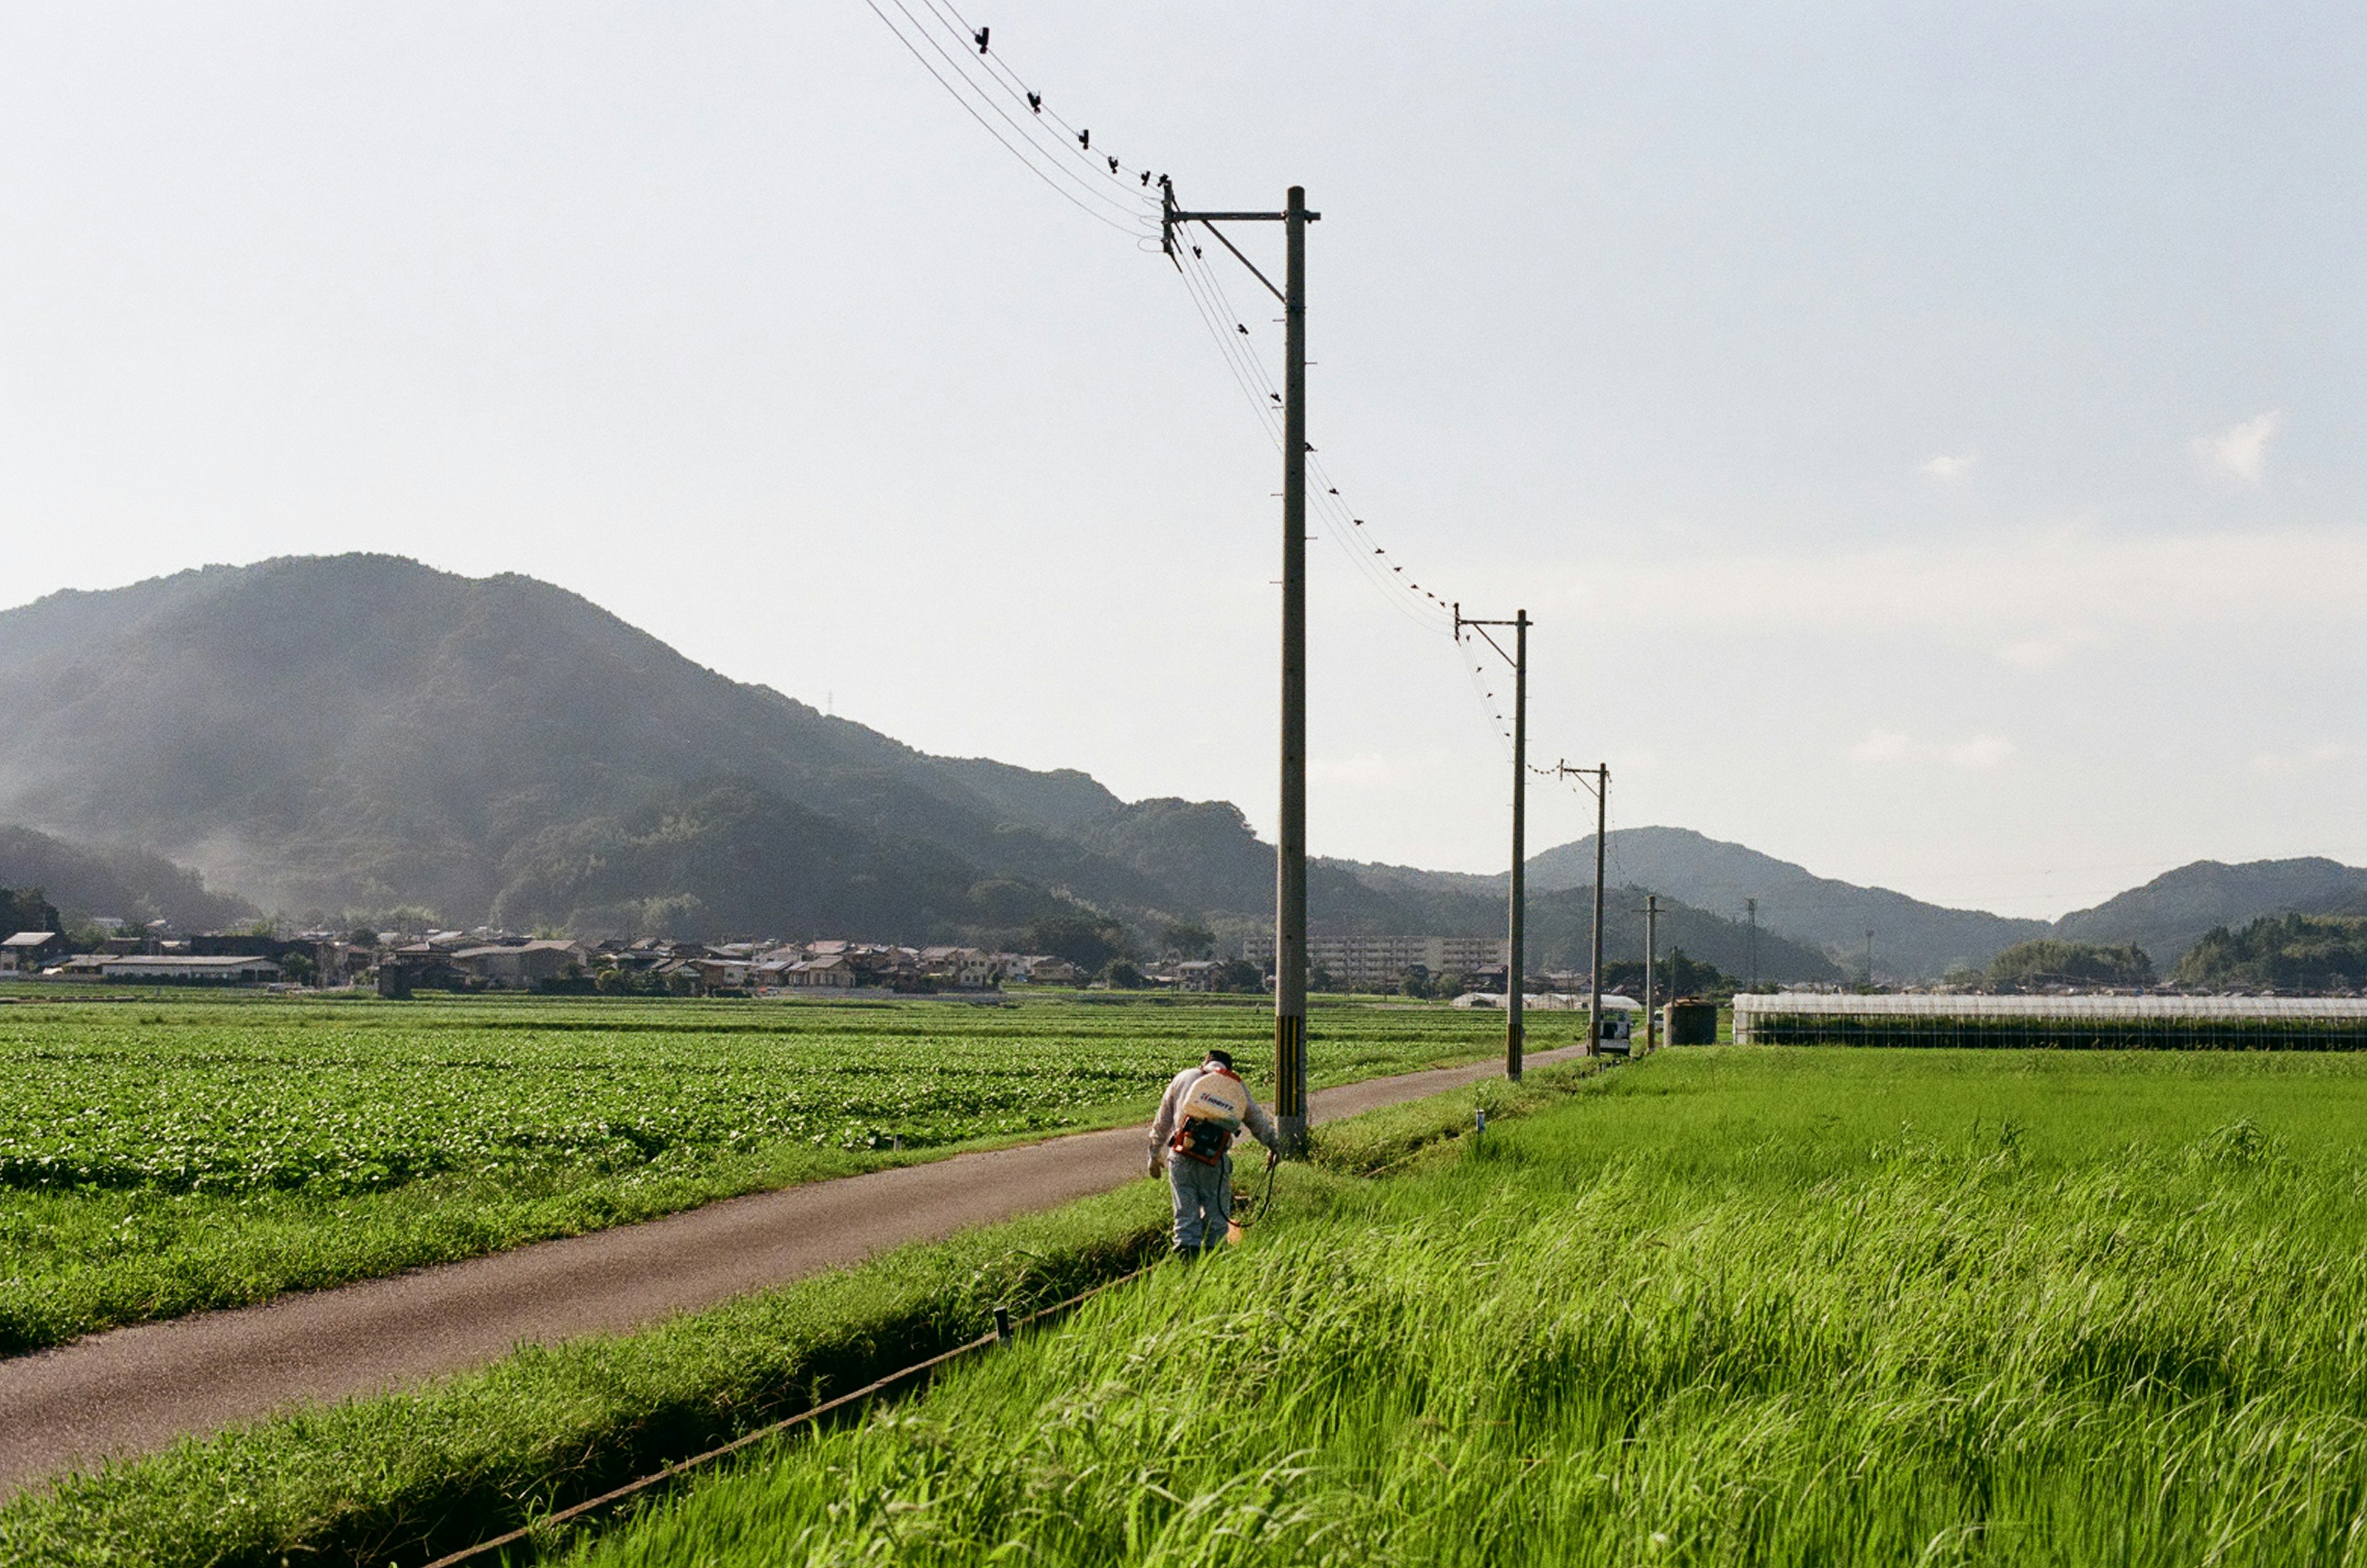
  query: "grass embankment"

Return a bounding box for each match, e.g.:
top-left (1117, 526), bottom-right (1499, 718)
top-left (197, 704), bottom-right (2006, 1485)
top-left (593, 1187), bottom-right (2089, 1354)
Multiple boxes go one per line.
top-left (0, 994), bottom-right (1529, 1350)
top-left (569, 1048), bottom-right (2367, 1566)
top-left (0, 1060), bottom-right (1601, 1568)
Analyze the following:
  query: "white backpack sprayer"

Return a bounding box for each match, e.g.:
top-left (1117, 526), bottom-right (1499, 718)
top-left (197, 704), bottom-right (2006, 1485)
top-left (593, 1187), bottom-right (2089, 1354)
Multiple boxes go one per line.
top-left (1168, 1064), bottom-right (1279, 1243)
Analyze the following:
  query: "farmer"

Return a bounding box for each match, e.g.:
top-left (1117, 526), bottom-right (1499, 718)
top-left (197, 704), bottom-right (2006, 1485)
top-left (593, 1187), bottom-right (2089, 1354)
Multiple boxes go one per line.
top-left (1148, 1048), bottom-right (1278, 1256)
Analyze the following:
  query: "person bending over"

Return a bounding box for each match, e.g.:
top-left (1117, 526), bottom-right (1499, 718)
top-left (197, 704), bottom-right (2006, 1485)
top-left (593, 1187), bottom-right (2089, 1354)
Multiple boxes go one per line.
top-left (1148, 1048), bottom-right (1278, 1256)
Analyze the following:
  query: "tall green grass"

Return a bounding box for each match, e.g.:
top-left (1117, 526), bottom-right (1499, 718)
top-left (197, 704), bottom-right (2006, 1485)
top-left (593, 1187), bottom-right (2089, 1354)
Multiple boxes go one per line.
top-left (0, 1058), bottom-right (1601, 1568)
top-left (571, 1048), bottom-right (2367, 1566)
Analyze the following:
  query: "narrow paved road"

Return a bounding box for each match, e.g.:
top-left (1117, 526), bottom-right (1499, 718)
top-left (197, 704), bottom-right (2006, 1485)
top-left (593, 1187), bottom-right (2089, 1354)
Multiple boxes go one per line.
top-left (0, 1047), bottom-right (1586, 1498)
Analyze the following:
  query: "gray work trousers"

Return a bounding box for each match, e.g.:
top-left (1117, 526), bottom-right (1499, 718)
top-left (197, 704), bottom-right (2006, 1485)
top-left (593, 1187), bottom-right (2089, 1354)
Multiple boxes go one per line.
top-left (1167, 1151), bottom-right (1232, 1254)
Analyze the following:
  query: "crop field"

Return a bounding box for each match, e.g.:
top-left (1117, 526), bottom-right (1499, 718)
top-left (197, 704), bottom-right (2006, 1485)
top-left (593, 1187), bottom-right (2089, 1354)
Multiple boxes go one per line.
top-left (568, 1048), bottom-right (2367, 1566)
top-left (0, 994), bottom-right (1517, 1352)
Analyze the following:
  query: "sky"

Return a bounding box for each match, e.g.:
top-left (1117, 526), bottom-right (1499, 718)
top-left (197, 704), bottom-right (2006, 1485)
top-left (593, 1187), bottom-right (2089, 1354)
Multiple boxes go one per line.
top-left (1, 2), bottom-right (2361, 919)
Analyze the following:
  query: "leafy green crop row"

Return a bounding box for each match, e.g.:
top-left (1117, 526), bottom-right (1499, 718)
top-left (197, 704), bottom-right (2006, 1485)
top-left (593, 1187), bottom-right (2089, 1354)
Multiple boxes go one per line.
top-left (0, 994), bottom-right (1516, 1350)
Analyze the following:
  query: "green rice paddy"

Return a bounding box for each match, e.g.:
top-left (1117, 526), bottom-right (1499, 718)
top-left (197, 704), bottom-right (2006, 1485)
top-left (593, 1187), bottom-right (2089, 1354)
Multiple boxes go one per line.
top-left (566, 1048), bottom-right (2367, 1566)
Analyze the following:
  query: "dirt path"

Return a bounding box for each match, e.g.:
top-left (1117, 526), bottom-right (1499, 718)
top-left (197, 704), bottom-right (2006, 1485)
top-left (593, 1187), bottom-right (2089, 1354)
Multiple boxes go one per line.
top-left (0, 1046), bottom-right (1587, 1498)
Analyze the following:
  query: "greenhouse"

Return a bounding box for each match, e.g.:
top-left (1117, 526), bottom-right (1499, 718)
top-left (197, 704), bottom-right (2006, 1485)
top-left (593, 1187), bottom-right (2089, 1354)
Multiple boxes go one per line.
top-left (1731, 992), bottom-right (2367, 1050)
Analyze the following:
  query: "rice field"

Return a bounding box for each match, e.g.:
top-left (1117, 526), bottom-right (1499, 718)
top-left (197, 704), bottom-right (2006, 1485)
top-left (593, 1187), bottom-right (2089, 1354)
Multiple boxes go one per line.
top-left (566, 1048), bottom-right (2367, 1566)
top-left (0, 994), bottom-right (1513, 1352)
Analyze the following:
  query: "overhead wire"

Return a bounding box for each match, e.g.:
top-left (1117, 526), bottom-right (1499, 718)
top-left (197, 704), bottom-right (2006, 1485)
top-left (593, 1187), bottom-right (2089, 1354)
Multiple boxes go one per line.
top-left (867, 7), bottom-right (1606, 778)
top-left (915, 0), bottom-right (1165, 197)
top-left (866, 0), bottom-right (1154, 234)
top-left (1174, 239), bottom-right (1449, 636)
top-left (886, 0), bottom-right (1157, 221)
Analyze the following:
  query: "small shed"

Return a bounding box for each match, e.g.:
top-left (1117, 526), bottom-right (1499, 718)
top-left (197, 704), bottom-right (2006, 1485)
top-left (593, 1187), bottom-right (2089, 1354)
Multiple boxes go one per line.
top-left (1664, 998), bottom-right (1720, 1045)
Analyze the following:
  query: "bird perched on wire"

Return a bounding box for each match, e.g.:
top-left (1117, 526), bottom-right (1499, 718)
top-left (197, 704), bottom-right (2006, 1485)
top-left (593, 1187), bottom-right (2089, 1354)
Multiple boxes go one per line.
top-left (1077, 128), bottom-right (1090, 149)
top-left (1027, 92), bottom-right (1041, 112)
top-left (973, 26), bottom-right (989, 52)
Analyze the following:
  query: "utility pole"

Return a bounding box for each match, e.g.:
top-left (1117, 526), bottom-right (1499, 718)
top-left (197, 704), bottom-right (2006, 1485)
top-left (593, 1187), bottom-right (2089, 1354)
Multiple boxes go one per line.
top-left (1645, 892), bottom-right (1659, 1053)
top-left (1455, 604), bottom-right (1530, 1081)
top-left (1554, 761), bottom-right (1608, 1054)
top-left (1864, 929), bottom-right (1876, 989)
top-left (1163, 182), bottom-right (1318, 1156)
top-left (1592, 764), bottom-right (1606, 1053)
top-left (1745, 897), bottom-right (1759, 991)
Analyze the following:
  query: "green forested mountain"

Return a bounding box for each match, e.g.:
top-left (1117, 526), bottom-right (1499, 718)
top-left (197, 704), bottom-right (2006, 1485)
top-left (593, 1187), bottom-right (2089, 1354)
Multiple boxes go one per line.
top-left (2172, 914), bottom-right (2367, 992)
top-left (1987, 939), bottom-right (2156, 990)
top-left (5, 555), bottom-right (2339, 970)
top-left (0, 558), bottom-right (1782, 949)
top-left (2054, 859), bottom-right (2367, 968)
top-left (0, 825), bottom-right (252, 931)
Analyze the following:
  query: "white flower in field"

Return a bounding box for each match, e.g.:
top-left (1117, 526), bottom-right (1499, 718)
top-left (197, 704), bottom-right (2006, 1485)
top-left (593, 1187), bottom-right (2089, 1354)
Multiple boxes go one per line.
top-left (1651, 1532), bottom-right (1671, 1549)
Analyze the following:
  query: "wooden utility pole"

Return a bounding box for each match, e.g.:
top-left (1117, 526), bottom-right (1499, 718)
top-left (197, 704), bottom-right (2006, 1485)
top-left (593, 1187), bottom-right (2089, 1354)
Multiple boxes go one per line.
top-left (1553, 761), bottom-right (1609, 1053)
top-left (1645, 892), bottom-right (1659, 1053)
top-left (1456, 604), bottom-right (1531, 1080)
top-left (1591, 764), bottom-right (1607, 1053)
top-left (1163, 183), bottom-right (1317, 1155)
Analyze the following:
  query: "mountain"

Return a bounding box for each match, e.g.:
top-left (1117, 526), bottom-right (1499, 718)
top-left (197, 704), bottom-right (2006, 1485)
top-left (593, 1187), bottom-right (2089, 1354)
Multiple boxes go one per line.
top-left (2054, 859), bottom-right (2367, 967)
top-left (1409, 827), bottom-right (2046, 981)
top-left (0, 557), bottom-right (1245, 937)
top-left (0, 825), bottom-right (255, 931)
top-left (1522, 883), bottom-right (1839, 983)
top-left (0, 556), bottom-right (1743, 949)
top-left (9, 555), bottom-right (2333, 971)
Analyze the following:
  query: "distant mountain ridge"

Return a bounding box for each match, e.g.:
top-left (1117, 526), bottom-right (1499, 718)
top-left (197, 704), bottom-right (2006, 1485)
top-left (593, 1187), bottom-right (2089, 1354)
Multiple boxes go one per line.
top-left (1527, 827), bottom-right (2050, 980)
top-left (2054, 859), bottom-right (2367, 968)
top-left (0, 557), bottom-right (1802, 963)
top-left (0, 555), bottom-right (2349, 971)
top-left (1489, 830), bottom-right (2367, 978)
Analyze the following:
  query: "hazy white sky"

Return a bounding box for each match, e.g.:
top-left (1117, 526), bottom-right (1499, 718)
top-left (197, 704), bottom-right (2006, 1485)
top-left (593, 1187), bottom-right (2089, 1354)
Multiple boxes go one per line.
top-left (2, 2), bottom-right (2360, 918)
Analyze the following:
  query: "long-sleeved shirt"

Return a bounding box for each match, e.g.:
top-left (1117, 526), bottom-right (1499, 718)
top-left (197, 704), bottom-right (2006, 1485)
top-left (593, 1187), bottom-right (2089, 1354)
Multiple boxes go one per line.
top-left (1149, 1064), bottom-right (1278, 1167)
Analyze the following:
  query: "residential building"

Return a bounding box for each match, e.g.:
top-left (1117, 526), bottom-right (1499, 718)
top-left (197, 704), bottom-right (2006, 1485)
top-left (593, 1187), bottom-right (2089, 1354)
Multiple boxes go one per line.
top-left (1243, 933), bottom-right (1509, 989)
top-left (1, 931), bottom-right (66, 973)
top-left (786, 955), bottom-right (858, 989)
top-left (451, 940), bottom-right (584, 989)
top-left (99, 954), bottom-right (283, 985)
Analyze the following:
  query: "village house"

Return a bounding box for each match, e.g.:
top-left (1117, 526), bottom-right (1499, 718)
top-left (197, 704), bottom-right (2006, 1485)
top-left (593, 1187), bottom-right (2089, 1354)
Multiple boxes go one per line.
top-left (451, 939), bottom-right (584, 989)
top-left (0, 931), bottom-right (67, 973)
top-left (786, 953), bottom-right (858, 989)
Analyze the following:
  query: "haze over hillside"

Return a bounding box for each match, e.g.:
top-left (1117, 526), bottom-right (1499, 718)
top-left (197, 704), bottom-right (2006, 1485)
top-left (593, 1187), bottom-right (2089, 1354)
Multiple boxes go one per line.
top-left (0, 556), bottom-right (1818, 973)
top-left (2, 555), bottom-right (2350, 978)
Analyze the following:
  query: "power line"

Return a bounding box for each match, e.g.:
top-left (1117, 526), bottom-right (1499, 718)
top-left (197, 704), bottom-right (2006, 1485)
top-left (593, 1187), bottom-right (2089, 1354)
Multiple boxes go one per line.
top-left (914, 0), bottom-right (1163, 191)
top-left (885, 0), bottom-right (1158, 219)
top-left (865, 8), bottom-right (1616, 837)
top-left (865, 0), bottom-right (1153, 234)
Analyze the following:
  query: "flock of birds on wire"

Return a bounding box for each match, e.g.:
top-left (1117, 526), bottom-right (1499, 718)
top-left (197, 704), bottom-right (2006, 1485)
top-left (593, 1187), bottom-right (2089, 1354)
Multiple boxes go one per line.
top-left (867, 0), bottom-right (1605, 814)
